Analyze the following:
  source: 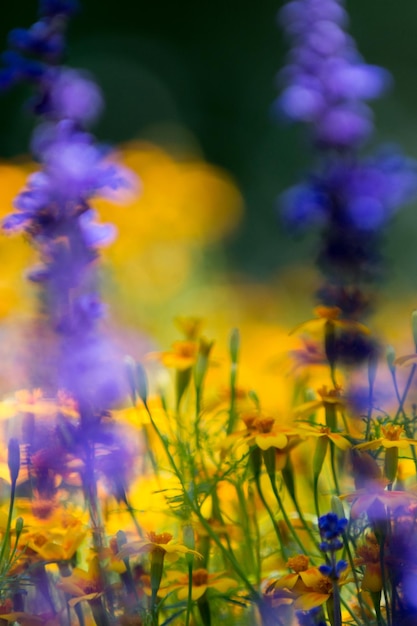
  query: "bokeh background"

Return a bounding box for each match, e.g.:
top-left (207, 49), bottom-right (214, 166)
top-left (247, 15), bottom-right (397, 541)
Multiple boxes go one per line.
top-left (1, 0), bottom-right (417, 347)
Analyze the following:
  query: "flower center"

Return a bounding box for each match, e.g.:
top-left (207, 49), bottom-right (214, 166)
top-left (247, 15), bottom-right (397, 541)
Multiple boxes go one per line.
top-left (148, 532), bottom-right (173, 545)
top-left (287, 554), bottom-right (309, 573)
top-left (192, 569), bottom-right (209, 586)
top-left (381, 425), bottom-right (403, 441)
top-left (255, 417), bottom-right (275, 433)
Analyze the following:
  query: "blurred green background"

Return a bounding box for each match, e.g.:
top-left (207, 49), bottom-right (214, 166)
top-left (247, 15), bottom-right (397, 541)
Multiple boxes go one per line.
top-left (1, 0), bottom-right (417, 286)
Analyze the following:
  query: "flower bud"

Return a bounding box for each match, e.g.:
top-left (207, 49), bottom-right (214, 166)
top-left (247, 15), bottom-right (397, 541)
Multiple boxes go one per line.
top-left (8, 438), bottom-right (20, 484)
top-left (384, 447), bottom-right (398, 484)
top-left (229, 328), bottom-right (240, 364)
top-left (15, 516), bottom-right (24, 537)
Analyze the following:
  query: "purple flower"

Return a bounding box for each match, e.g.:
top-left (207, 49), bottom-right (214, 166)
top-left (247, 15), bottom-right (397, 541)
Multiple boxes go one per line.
top-left (47, 68), bottom-right (104, 123)
top-left (318, 512), bottom-right (348, 544)
top-left (1, 0), bottom-right (138, 420)
top-left (280, 181), bottom-right (329, 229)
top-left (8, 23), bottom-right (64, 58)
top-left (277, 0), bottom-right (390, 148)
top-left (5, 121), bottom-right (132, 241)
top-left (38, 0), bottom-right (79, 17)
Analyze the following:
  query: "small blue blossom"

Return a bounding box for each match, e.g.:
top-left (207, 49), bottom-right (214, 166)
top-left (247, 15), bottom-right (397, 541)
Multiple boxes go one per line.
top-left (319, 559), bottom-right (347, 578)
top-left (318, 512), bottom-right (348, 542)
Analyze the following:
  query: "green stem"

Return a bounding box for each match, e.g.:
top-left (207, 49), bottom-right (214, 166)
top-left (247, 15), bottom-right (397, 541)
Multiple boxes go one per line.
top-left (255, 475), bottom-right (288, 560)
top-left (380, 539), bottom-right (391, 626)
top-left (149, 413), bottom-right (258, 599)
top-left (370, 591), bottom-right (384, 626)
top-left (330, 443), bottom-right (340, 496)
top-left (185, 561), bottom-right (193, 626)
top-left (314, 475), bottom-right (321, 520)
top-left (227, 363), bottom-right (238, 435)
top-left (0, 478), bottom-right (16, 571)
top-left (331, 580), bottom-right (342, 626)
top-left (342, 535), bottom-right (369, 624)
top-left (268, 473), bottom-right (309, 555)
top-left (395, 363), bottom-right (417, 420)
top-left (290, 490), bottom-right (321, 553)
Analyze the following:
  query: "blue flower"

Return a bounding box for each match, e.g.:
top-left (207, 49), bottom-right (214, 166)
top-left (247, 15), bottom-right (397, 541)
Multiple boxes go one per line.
top-left (318, 512), bottom-right (348, 541)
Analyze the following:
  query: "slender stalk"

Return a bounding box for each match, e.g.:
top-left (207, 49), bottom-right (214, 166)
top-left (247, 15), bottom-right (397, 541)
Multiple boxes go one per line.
top-left (395, 363), bottom-right (417, 420)
top-left (185, 561), bottom-right (193, 626)
top-left (267, 473), bottom-right (309, 555)
top-left (330, 443), bottom-right (340, 495)
top-left (254, 475), bottom-right (288, 560)
top-left (148, 413), bottom-right (259, 598)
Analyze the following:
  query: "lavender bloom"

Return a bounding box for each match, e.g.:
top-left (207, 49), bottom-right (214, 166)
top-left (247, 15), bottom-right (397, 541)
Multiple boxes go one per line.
top-left (0, 0), bottom-right (76, 90)
top-left (8, 23), bottom-right (64, 58)
top-left (278, 0), bottom-right (417, 348)
top-left (1, 1), bottom-right (135, 416)
top-left (283, 150), bottom-right (417, 232)
top-left (277, 0), bottom-right (390, 148)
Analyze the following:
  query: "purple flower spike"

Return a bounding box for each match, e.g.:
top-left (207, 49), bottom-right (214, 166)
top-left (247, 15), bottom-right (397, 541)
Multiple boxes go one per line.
top-left (277, 0), bottom-right (391, 149)
top-left (1, 0), bottom-right (138, 418)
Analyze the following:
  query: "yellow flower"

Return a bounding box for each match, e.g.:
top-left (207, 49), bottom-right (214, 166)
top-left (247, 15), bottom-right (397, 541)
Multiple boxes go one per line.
top-left (16, 507), bottom-right (87, 564)
top-left (161, 568), bottom-right (238, 601)
top-left (355, 533), bottom-right (382, 593)
top-left (290, 306), bottom-right (370, 337)
top-left (267, 561), bottom-right (350, 611)
top-left (297, 425), bottom-right (351, 451)
top-left (226, 413), bottom-right (302, 453)
top-left (355, 425), bottom-right (417, 483)
top-left (293, 385), bottom-right (345, 419)
top-left (266, 555), bottom-right (310, 593)
top-left (355, 424), bottom-right (417, 451)
top-left (117, 531), bottom-right (201, 562)
top-left (57, 555), bottom-right (104, 607)
top-left (152, 341), bottom-right (198, 370)
top-left (0, 389), bottom-right (79, 422)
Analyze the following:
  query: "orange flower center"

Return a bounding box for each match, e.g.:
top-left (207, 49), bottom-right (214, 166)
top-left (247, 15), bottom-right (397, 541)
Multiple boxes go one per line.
top-left (317, 385), bottom-right (342, 402)
top-left (148, 532), bottom-right (173, 545)
top-left (255, 417), bottom-right (275, 433)
top-left (315, 576), bottom-right (333, 595)
top-left (192, 569), bottom-right (209, 586)
top-left (314, 305), bottom-right (341, 320)
top-left (319, 426), bottom-right (331, 435)
top-left (381, 425), bottom-right (403, 441)
top-left (287, 555), bottom-right (309, 573)
top-left (173, 341), bottom-right (197, 358)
